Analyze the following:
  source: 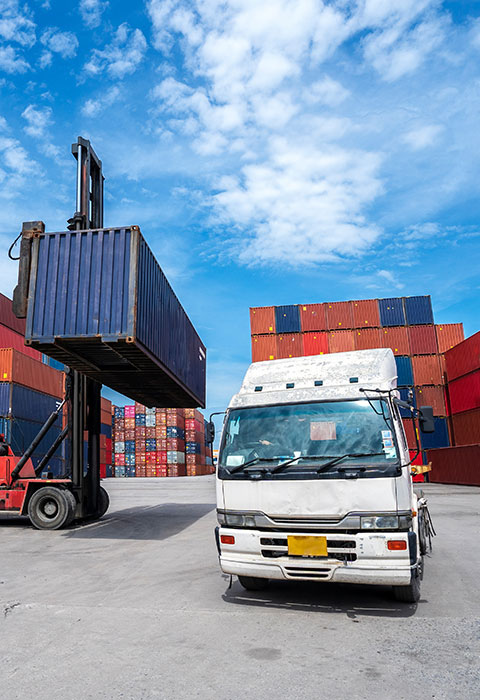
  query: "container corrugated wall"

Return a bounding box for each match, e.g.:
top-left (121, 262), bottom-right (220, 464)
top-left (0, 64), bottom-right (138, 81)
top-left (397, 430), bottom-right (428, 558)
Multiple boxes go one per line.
top-left (250, 307), bottom-right (276, 334)
top-left (326, 302), bottom-right (353, 330)
top-left (0, 293), bottom-right (26, 335)
top-left (381, 327), bottom-right (410, 355)
top-left (0, 383), bottom-right (62, 423)
top-left (299, 304), bottom-right (327, 332)
top-left (354, 328), bottom-right (382, 351)
top-left (419, 417), bottom-right (450, 450)
top-left (451, 408), bottom-right (480, 445)
top-left (395, 356), bottom-right (413, 386)
top-left (351, 299), bottom-right (380, 328)
top-left (435, 323), bottom-right (464, 354)
top-left (303, 332), bottom-right (328, 356)
top-left (328, 330), bottom-right (355, 353)
top-left (415, 386), bottom-right (446, 417)
top-left (0, 325), bottom-right (41, 360)
top-left (412, 355), bottom-right (442, 385)
top-left (276, 334), bottom-right (303, 359)
top-left (0, 349), bottom-right (64, 397)
top-left (408, 325), bottom-right (438, 355)
top-left (251, 335), bottom-right (276, 362)
top-left (448, 371), bottom-right (480, 414)
top-left (24, 227), bottom-right (206, 407)
top-left (274, 305), bottom-right (300, 333)
top-left (378, 298), bottom-right (405, 326)
top-left (403, 296), bottom-right (434, 325)
top-left (427, 445), bottom-right (480, 486)
top-left (444, 331), bottom-right (480, 381)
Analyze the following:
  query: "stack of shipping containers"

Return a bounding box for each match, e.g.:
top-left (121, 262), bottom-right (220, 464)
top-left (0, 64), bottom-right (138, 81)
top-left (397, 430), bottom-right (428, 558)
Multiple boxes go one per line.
top-left (112, 405), bottom-right (213, 478)
top-left (427, 331), bottom-right (480, 486)
top-left (250, 296), bottom-right (466, 480)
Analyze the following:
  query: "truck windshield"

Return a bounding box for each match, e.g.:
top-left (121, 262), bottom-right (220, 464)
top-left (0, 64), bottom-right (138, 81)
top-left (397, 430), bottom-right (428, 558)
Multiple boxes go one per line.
top-left (218, 399), bottom-right (399, 479)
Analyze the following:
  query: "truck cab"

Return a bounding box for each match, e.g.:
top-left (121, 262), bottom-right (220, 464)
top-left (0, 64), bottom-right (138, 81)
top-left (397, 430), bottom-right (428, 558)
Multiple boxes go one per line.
top-left (215, 349), bottom-right (430, 602)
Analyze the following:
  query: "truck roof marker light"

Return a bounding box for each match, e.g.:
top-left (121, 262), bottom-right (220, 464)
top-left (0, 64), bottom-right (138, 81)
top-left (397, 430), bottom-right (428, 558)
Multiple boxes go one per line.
top-left (254, 386), bottom-right (263, 392)
top-left (350, 377), bottom-right (359, 383)
top-left (286, 383), bottom-right (294, 389)
top-left (314, 380), bottom-right (323, 386)
top-left (387, 540), bottom-right (407, 551)
top-left (221, 535), bottom-right (235, 545)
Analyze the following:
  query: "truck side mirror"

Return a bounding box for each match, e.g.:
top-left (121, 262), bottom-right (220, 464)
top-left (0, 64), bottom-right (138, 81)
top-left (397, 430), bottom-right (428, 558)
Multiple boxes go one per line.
top-left (206, 421), bottom-right (215, 445)
top-left (419, 406), bottom-right (435, 433)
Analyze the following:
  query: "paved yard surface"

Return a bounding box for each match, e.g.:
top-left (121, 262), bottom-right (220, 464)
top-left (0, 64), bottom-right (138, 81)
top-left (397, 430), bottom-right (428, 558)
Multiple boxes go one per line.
top-left (1, 478), bottom-right (479, 699)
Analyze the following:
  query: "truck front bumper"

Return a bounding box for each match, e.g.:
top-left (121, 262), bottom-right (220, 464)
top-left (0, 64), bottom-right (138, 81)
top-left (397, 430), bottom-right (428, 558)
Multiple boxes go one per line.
top-left (218, 527), bottom-right (415, 586)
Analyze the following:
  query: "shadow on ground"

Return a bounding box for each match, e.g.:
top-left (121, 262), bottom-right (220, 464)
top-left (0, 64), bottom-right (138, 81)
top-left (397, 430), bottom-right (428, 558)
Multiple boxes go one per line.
top-left (0, 502), bottom-right (216, 541)
top-left (222, 577), bottom-right (420, 619)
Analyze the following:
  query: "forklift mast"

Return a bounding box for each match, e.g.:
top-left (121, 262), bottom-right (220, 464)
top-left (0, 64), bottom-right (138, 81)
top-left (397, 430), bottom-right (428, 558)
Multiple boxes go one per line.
top-left (12, 137), bottom-right (105, 518)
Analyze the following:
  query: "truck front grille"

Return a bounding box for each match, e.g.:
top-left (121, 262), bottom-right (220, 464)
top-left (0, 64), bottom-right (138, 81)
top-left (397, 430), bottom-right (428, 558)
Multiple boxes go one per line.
top-left (260, 537), bottom-right (357, 562)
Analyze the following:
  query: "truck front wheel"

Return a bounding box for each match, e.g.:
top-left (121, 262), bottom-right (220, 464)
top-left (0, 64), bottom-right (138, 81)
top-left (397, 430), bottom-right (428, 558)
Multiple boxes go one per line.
top-left (238, 575), bottom-right (269, 591)
top-left (393, 572), bottom-right (421, 603)
top-left (28, 487), bottom-right (75, 530)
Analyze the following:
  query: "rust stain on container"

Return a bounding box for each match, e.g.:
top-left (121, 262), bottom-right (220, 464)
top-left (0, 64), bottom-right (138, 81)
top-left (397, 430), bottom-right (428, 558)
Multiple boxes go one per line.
top-left (300, 303), bottom-right (327, 332)
top-left (250, 306), bottom-right (276, 335)
top-left (251, 334), bottom-right (277, 362)
top-left (351, 299), bottom-right (380, 328)
top-left (381, 327), bottom-right (410, 356)
top-left (326, 302), bottom-right (353, 330)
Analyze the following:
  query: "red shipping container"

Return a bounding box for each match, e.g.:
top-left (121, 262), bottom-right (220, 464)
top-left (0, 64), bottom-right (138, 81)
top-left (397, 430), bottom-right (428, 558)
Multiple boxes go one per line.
top-left (251, 334), bottom-right (277, 362)
top-left (137, 452), bottom-right (146, 465)
top-left (444, 331), bottom-right (480, 381)
top-left (101, 410), bottom-right (112, 426)
top-left (408, 325), bottom-right (437, 355)
top-left (328, 330), bottom-right (355, 354)
top-left (167, 438), bottom-right (185, 451)
top-left (125, 429), bottom-right (135, 440)
top-left (409, 450), bottom-right (424, 466)
top-left (402, 418), bottom-right (418, 450)
top-left (114, 431), bottom-right (125, 442)
top-left (435, 323), bottom-right (464, 354)
top-left (145, 426), bottom-right (155, 438)
top-left (135, 426), bottom-right (146, 438)
top-left (351, 299), bottom-right (380, 328)
top-left (146, 453), bottom-right (156, 465)
top-left (115, 453), bottom-right (125, 466)
top-left (125, 417), bottom-right (135, 429)
top-left (415, 386), bottom-right (446, 417)
top-left (157, 465), bottom-right (168, 477)
top-left (427, 444), bottom-right (480, 486)
top-left (135, 402), bottom-right (145, 413)
top-left (157, 438), bottom-right (167, 451)
top-left (299, 304), bottom-right (327, 332)
top-left (0, 293), bottom-right (26, 335)
top-left (156, 410), bottom-right (167, 424)
top-left (137, 467), bottom-right (146, 477)
top-left (136, 439), bottom-right (146, 451)
top-left (106, 437), bottom-right (112, 450)
top-left (412, 355), bottom-right (442, 386)
top-left (100, 464), bottom-right (107, 479)
top-left (381, 327), bottom-right (410, 356)
top-left (115, 417), bottom-right (125, 428)
top-left (166, 414), bottom-right (185, 428)
top-left (100, 434), bottom-right (107, 449)
top-left (249, 306), bottom-right (275, 334)
top-left (0, 348), bottom-right (64, 397)
top-left (448, 371), bottom-right (480, 414)
top-left (451, 408), bottom-right (480, 446)
top-left (303, 332), bottom-right (328, 356)
top-left (326, 302), bottom-right (353, 330)
top-left (155, 426), bottom-right (167, 439)
top-left (156, 451), bottom-right (167, 464)
top-left (184, 408), bottom-right (204, 422)
top-left (276, 333), bottom-right (303, 359)
top-left (146, 467), bottom-right (156, 477)
top-left (184, 430), bottom-right (195, 441)
top-left (354, 328), bottom-right (382, 351)
top-left (0, 324), bottom-right (41, 360)
top-left (185, 418), bottom-right (203, 432)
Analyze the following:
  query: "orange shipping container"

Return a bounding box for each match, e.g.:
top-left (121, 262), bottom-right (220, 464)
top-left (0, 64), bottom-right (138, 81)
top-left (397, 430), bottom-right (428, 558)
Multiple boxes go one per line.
top-left (326, 302), bottom-right (353, 330)
top-left (0, 348), bottom-right (64, 398)
top-left (381, 327), bottom-right (410, 356)
top-left (354, 328), bottom-right (382, 351)
top-left (435, 323), bottom-right (464, 354)
top-left (351, 299), bottom-right (380, 328)
top-left (303, 332), bottom-right (328, 356)
top-left (250, 306), bottom-right (276, 334)
top-left (329, 330), bottom-right (355, 354)
top-left (251, 335), bottom-right (276, 362)
top-left (415, 386), bottom-right (446, 417)
top-left (300, 304), bottom-right (327, 332)
top-left (412, 355), bottom-right (442, 386)
top-left (277, 334), bottom-right (303, 359)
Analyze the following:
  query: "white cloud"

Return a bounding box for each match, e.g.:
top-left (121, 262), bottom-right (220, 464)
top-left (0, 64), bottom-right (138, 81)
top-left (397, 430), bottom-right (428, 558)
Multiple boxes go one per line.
top-left (305, 76), bottom-right (350, 107)
top-left (39, 50), bottom-right (52, 69)
top-left (22, 104), bottom-right (52, 138)
top-left (403, 124), bottom-right (443, 150)
top-left (0, 44), bottom-right (29, 73)
top-left (0, 0), bottom-right (36, 47)
top-left (84, 23), bottom-right (147, 78)
top-left (79, 0), bottom-right (108, 29)
top-left (81, 86), bottom-right (121, 117)
top-left (40, 27), bottom-right (78, 59)
top-left (0, 136), bottom-right (36, 176)
top-left (377, 269), bottom-right (404, 289)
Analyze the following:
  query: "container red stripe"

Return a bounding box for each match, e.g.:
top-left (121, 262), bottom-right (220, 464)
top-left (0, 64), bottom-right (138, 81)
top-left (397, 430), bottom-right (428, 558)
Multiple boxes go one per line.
top-left (408, 325), bottom-right (438, 355)
top-left (435, 323), bottom-right (464, 354)
top-left (351, 299), bottom-right (380, 328)
top-left (302, 332), bottom-right (328, 356)
top-left (251, 335), bottom-right (277, 362)
top-left (381, 327), bottom-right (410, 356)
top-left (326, 302), bottom-right (353, 330)
top-left (250, 307), bottom-right (276, 334)
top-left (299, 304), bottom-right (327, 332)
top-left (354, 328), bottom-right (382, 351)
top-left (276, 334), bottom-right (303, 359)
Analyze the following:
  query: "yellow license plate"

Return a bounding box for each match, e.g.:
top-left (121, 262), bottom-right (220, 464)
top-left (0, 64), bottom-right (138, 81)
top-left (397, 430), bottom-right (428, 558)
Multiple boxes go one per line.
top-left (287, 535), bottom-right (328, 557)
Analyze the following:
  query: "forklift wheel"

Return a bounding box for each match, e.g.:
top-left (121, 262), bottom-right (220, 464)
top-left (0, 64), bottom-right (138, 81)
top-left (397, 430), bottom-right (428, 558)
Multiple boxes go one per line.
top-left (28, 487), bottom-right (75, 530)
top-left (97, 486), bottom-right (109, 518)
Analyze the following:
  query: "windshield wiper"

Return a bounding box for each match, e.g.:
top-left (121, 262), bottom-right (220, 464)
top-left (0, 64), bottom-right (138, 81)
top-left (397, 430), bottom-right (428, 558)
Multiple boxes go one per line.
top-left (226, 457), bottom-right (283, 475)
top-left (269, 452), bottom-right (386, 475)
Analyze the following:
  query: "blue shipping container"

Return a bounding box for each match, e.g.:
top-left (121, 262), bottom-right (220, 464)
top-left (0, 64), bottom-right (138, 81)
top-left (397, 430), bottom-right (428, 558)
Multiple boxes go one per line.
top-left (100, 423), bottom-right (112, 438)
top-left (125, 440), bottom-right (135, 453)
top-left (24, 227), bottom-right (206, 408)
top-left (135, 413), bottom-right (146, 426)
top-left (0, 383), bottom-right (62, 424)
top-left (166, 426), bottom-right (184, 439)
top-left (378, 298), bottom-right (406, 327)
top-left (114, 406), bottom-right (125, 419)
top-left (274, 305), bottom-right (301, 334)
top-left (0, 416), bottom-right (65, 470)
top-left (420, 418), bottom-right (450, 450)
top-left (125, 454), bottom-right (135, 466)
top-left (403, 296), bottom-right (434, 326)
top-left (126, 466), bottom-right (136, 477)
top-left (398, 388), bottom-right (416, 418)
top-left (395, 356), bottom-right (414, 387)
top-left (115, 465), bottom-right (126, 477)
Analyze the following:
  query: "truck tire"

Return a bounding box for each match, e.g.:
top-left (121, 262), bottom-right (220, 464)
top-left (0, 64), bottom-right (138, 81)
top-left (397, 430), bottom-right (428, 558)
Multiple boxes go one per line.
top-left (238, 575), bottom-right (269, 591)
top-left (418, 509), bottom-right (428, 556)
top-left (97, 486), bottom-right (109, 518)
top-left (28, 487), bottom-right (75, 530)
top-left (393, 573), bottom-right (421, 603)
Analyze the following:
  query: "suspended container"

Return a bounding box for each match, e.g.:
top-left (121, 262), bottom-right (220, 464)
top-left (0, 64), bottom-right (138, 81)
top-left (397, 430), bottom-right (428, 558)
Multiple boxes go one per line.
top-left (22, 226), bottom-right (206, 408)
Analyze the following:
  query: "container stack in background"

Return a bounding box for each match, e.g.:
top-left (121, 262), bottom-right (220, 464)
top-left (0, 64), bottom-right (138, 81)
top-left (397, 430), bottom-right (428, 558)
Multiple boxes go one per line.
top-left (100, 398), bottom-right (113, 478)
top-left (112, 404), bottom-right (213, 477)
top-left (427, 331), bottom-right (480, 486)
top-left (0, 293), bottom-right (67, 475)
top-left (250, 296), bottom-right (466, 480)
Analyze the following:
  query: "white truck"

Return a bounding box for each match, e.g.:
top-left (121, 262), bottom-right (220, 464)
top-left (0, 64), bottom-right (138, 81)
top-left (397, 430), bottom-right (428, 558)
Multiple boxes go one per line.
top-left (214, 348), bottom-right (434, 602)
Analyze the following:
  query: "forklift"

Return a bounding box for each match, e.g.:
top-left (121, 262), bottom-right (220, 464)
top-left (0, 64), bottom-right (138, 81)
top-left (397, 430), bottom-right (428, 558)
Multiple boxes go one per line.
top-left (0, 138), bottom-right (110, 529)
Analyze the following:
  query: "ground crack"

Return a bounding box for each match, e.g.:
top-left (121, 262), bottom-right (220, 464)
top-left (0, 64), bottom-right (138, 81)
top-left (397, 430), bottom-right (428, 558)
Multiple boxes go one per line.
top-left (3, 602), bottom-right (20, 618)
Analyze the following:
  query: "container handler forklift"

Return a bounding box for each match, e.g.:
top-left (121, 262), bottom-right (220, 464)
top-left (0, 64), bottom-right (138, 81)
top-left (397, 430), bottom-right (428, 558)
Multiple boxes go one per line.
top-left (0, 138), bottom-right (109, 529)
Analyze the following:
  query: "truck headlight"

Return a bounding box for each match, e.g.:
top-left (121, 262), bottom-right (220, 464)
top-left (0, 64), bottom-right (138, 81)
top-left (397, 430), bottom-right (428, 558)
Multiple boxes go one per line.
top-left (223, 513), bottom-right (258, 528)
top-left (361, 515), bottom-right (399, 529)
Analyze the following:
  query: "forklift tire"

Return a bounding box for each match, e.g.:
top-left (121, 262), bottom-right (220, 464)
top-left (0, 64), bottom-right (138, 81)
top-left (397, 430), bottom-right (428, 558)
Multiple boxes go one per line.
top-left (97, 486), bottom-right (109, 518)
top-left (238, 576), bottom-right (270, 591)
top-left (28, 487), bottom-right (75, 530)
top-left (63, 489), bottom-right (77, 526)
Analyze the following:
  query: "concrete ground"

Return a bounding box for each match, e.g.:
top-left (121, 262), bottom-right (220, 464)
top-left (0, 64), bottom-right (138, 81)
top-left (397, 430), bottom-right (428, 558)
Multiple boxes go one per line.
top-left (1, 478), bottom-right (479, 700)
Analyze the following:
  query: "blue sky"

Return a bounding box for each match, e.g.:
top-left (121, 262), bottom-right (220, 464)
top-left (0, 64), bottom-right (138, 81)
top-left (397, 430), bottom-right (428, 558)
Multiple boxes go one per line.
top-left (0, 0), bottom-right (479, 420)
